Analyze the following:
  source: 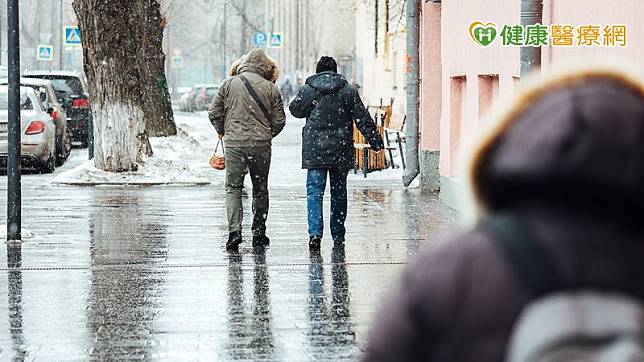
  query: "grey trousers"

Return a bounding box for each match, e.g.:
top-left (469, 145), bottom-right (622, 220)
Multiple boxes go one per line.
top-left (225, 146), bottom-right (271, 235)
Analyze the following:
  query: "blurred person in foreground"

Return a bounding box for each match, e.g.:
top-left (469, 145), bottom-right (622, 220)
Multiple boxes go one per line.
top-left (289, 56), bottom-right (384, 249)
top-left (363, 63), bottom-right (644, 361)
top-left (209, 48), bottom-right (286, 250)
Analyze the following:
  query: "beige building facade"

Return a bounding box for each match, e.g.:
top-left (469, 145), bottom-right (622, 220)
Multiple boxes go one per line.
top-left (354, 0), bottom-right (408, 113)
top-left (265, 0), bottom-right (356, 85)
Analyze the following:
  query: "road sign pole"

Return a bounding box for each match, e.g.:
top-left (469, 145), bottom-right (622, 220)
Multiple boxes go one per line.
top-left (7, 0), bottom-right (21, 242)
top-left (59, 0), bottom-right (63, 69)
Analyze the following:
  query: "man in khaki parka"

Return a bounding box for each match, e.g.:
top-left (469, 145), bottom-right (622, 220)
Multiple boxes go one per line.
top-left (209, 48), bottom-right (286, 249)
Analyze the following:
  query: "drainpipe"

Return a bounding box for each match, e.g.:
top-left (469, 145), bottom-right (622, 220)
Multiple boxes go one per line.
top-left (520, 0), bottom-right (543, 77)
top-left (402, 0), bottom-right (420, 187)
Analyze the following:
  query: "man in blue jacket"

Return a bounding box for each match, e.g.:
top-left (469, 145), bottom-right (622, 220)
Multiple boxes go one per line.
top-left (289, 56), bottom-right (384, 249)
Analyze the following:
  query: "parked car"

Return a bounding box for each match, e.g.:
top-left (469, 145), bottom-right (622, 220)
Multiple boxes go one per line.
top-left (23, 70), bottom-right (92, 147)
top-left (184, 84), bottom-right (207, 112)
top-left (195, 84), bottom-right (218, 111)
top-left (174, 86), bottom-right (193, 99)
top-left (0, 78), bottom-right (71, 166)
top-left (0, 86), bottom-right (57, 173)
top-left (178, 87), bottom-right (198, 112)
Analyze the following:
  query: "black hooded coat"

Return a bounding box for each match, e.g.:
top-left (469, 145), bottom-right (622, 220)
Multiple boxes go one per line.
top-left (290, 71), bottom-right (383, 169)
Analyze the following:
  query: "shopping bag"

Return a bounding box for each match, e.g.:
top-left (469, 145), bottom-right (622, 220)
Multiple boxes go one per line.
top-left (209, 138), bottom-right (225, 170)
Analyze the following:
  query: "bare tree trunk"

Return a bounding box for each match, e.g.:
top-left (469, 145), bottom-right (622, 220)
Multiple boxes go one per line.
top-left (74, 0), bottom-right (166, 172)
top-left (142, 0), bottom-right (176, 137)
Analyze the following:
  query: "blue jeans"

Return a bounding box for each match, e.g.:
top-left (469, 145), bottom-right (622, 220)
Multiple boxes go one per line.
top-left (307, 168), bottom-right (349, 241)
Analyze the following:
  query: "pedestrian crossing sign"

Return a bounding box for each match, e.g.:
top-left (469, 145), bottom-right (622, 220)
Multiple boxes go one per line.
top-left (37, 45), bottom-right (54, 61)
top-left (172, 56), bottom-right (183, 69)
top-left (269, 33), bottom-right (283, 48)
top-left (64, 26), bottom-right (82, 47)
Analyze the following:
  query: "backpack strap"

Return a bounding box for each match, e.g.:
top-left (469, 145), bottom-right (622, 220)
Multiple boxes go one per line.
top-left (239, 74), bottom-right (271, 123)
top-left (482, 214), bottom-right (564, 298)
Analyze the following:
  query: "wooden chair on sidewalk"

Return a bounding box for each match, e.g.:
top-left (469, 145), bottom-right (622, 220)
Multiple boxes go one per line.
top-left (353, 105), bottom-right (398, 177)
top-left (384, 113), bottom-right (406, 170)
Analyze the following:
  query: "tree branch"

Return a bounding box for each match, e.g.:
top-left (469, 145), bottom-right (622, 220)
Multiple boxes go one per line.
top-left (227, 0), bottom-right (262, 33)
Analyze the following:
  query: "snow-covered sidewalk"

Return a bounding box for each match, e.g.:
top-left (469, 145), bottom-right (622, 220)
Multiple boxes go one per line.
top-left (51, 118), bottom-right (212, 186)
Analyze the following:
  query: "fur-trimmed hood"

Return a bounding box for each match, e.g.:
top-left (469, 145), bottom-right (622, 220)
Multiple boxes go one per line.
top-left (466, 63), bottom-right (644, 221)
top-left (229, 48), bottom-right (279, 83)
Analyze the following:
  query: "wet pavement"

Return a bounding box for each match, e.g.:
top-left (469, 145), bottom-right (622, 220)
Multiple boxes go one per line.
top-left (0, 113), bottom-right (459, 360)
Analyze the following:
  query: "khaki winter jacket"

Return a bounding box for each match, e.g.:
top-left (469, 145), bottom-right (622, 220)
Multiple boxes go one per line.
top-left (209, 49), bottom-right (286, 147)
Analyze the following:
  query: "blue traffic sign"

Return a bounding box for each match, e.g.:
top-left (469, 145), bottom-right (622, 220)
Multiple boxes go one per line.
top-left (253, 32), bottom-right (267, 47)
top-left (37, 45), bottom-right (54, 61)
top-left (172, 55), bottom-right (183, 68)
top-left (64, 26), bottom-right (82, 47)
top-left (269, 33), bottom-right (283, 48)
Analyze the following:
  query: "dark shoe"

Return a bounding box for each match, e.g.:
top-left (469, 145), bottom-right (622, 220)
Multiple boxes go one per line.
top-left (309, 235), bottom-right (322, 250)
top-left (333, 237), bottom-right (345, 246)
top-left (226, 231), bottom-right (243, 250)
top-left (252, 234), bottom-right (270, 247)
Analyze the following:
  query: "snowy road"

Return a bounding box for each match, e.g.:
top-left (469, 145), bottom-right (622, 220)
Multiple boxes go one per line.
top-left (0, 112), bottom-right (458, 360)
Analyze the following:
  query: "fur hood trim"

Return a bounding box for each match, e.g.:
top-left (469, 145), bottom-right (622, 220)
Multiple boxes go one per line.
top-left (229, 48), bottom-right (280, 83)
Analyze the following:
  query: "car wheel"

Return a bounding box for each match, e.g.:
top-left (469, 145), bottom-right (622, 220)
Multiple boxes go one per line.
top-left (64, 129), bottom-right (72, 157)
top-left (42, 153), bottom-right (56, 174)
top-left (56, 130), bottom-right (72, 166)
top-left (79, 131), bottom-right (89, 148)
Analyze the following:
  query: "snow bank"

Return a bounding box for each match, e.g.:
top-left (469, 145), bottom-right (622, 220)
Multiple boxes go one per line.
top-left (0, 227), bottom-right (35, 241)
top-left (51, 126), bottom-right (211, 186)
top-left (51, 158), bottom-right (210, 186)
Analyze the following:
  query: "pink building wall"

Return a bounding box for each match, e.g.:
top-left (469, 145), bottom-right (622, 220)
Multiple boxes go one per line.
top-left (420, 0), bottom-right (644, 182)
top-left (419, 3), bottom-right (441, 152)
top-left (544, 0), bottom-right (644, 69)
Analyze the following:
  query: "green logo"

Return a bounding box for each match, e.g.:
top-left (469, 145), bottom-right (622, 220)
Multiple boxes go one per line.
top-left (470, 22), bottom-right (498, 47)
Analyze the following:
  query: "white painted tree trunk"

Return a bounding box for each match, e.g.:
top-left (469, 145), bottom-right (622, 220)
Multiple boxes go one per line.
top-left (92, 102), bottom-right (145, 172)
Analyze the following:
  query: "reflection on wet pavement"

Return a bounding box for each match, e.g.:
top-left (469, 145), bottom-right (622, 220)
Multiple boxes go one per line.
top-left (7, 245), bottom-right (26, 361)
top-left (307, 246), bottom-right (357, 360)
top-left (87, 191), bottom-right (168, 360)
top-left (225, 249), bottom-right (276, 360)
top-left (0, 184), bottom-right (457, 360)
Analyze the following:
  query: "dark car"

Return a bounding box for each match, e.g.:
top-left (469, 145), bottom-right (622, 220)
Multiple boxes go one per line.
top-left (23, 70), bottom-right (92, 147)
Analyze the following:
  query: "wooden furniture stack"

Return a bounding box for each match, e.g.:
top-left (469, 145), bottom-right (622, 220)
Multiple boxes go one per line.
top-left (353, 104), bottom-right (391, 177)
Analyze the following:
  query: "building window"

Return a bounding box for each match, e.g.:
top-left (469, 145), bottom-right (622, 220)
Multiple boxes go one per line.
top-left (478, 74), bottom-right (499, 119)
top-left (450, 76), bottom-right (467, 174)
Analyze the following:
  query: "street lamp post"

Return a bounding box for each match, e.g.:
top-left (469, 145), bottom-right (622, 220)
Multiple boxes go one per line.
top-left (7, 0), bottom-right (21, 242)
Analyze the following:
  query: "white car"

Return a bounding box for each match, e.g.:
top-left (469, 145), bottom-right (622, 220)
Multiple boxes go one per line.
top-left (0, 86), bottom-right (57, 173)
